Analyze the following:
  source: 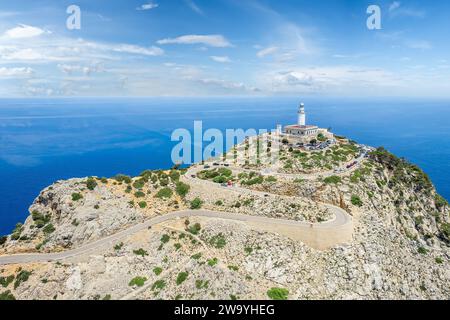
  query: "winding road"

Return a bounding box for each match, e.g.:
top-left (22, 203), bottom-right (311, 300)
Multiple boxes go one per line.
top-left (0, 150), bottom-right (358, 265)
top-left (0, 206), bottom-right (350, 265)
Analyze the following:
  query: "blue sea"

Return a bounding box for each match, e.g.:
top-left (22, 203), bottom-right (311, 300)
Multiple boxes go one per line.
top-left (0, 97), bottom-right (449, 235)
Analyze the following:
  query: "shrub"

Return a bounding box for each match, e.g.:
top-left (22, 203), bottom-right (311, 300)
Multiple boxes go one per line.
top-left (133, 179), bottom-right (145, 189)
top-left (161, 234), bottom-right (170, 244)
top-left (71, 193), bottom-right (83, 201)
top-left (207, 258), bottom-right (218, 267)
top-left (113, 174), bottom-right (132, 184)
top-left (175, 182), bottom-right (190, 197)
top-left (156, 188), bottom-right (173, 199)
top-left (323, 176), bottom-right (341, 184)
top-left (14, 270), bottom-right (32, 289)
top-left (187, 223), bottom-right (201, 235)
top-left (31, 210), bottom-right (50, 228)
top-left (86, 177), bottom-right (97, 191)
top-left (265, 176), bottom-right (277, 183)
top-left (0, 236), bottom-right (7, 246)
top-left (418, 247), bottom-right (428, 255)
top-left (209, 233), bottom-right (226, 249)
top-left (138, 201), bottom-right (147, 209)
top-left (128, 276), bottom-right (147, 287)
top-left (191, 253), bottom-right (202, 260)
top-left (0, 275), bottom-right (14, 288)
top-left (435, 194), bottom-right (448, 210)
top-left (228, 265), bottom-right (239, 271)
top-left (152, 280), bottom-right (166, 291)
top-left (114, 242), bottom-right (123, 251)
top-left (133, 248), bottom-right (148, 257)
top-left (43, 224), bottom-right (55, 235)
top-left (153, 267), bottom-right (163, 276)
top-left (190, 197), bottom-right (203, 210)
top-left (351, 195), bottom-right (363, 207)
top-left (267, 287), bottom-right (289, 300)
top-left (435, 257), bottom-right (443, 264)
top-left (212, 175), bottom-right (227, 184)
top-left (0, 290), bottom-right (15, 300)
top-left (176, 272), bottom-right (188, 285)
top-left (244, 247), bottom-right (253, 255)
top-left (195, 280), bottom-right (209, 289)
top-left (215, 200), bottom-right (223, 206)
top-left (134, 191), bottom-right (145, 198)
top-left (10, 223), bottom-right (23, 241)
top-left (169, 170), bottom-right (181, 182)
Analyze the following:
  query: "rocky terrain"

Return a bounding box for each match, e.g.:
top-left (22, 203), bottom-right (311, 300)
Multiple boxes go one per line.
top-left (1, 136), bottom-right (449, 300)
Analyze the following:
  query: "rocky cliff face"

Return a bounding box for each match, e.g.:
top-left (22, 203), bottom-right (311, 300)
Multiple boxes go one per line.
top-left (0, 145), bottom-right (448, 300)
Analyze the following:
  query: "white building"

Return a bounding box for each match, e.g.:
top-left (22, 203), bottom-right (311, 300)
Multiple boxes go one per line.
top-left (284, 103), bottom-right (319, 137)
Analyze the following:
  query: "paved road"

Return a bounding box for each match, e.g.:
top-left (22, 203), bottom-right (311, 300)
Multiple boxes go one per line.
top-left (0, 206), bottom-right (350, 265)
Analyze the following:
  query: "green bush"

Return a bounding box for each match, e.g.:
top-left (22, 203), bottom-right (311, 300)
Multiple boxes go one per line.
top-left (176, 272), bottom-right (188, 285)
top-left (113, 174), bottom-right (132, 184)
top-left (207, 258), bottom-right (218, 267)
top-left (351, 195), bottom-right (363, 207)
top-left (31, 210), bottom-right (51, 228)
top-left (190, 197), bottom-right (203, 210)
top-left (128, 276), bottom-right (147, 287)
top-left (86, 177), bottom-right (98, 191)
top-left (0, 275), bottom-right (14, 288)
top-left (209, 233), bottom-right (226, 249)
top-left (71, 193), bottom-right (83, 201)
top-left (43, 224), bottom-right (55, 235)
top-left (323, 176), bottom-right (341, 184)
top-left (418, 247), bottom-right (428, 255)
top-left (153, 267), bottom-right (163, 276)
top-left (133, 179), bottom-right (145, 189)
top-left (435, 257), bottom-right (443, 264)
top-left (267, 287), bottom-right (289, 300)
top-left (191, 253), bottom-right (202, 260)
top-left (215, 200), bottom-right (223, 206)
top-left (212, 175), bottom-right (227, 184)
top-left (133, 248), bottom-right (148, 257)
top-left (0, 290), bottom-right (15, 300)
top-left (152, 280), bottom-right (166, 291)
top-left (156, 187), bottom-right (173, 199)
top-left (161, 234), bottom-right (170, 244)
top-left (169, 170), bottom-right (181, 182)
top-left (134, 191), bottom-right (146, 198)
top-left (187, 223), bottom-right (201, 235)
top-left (14, 270), bottom-right (32, 289)
top-left (175, 182), bottom-right (190, 197)
top-left (10, 223), bottom-right (24, 241)
top-left (265, 176), bottom-right (277, 183)
top-left (0, 236), bottom-right (7, 246)
top-left (138, 201), bottom-right (147, 209)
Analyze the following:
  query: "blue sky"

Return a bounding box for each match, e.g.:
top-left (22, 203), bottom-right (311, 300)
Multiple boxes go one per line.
top-left (0, 0), bottom-right (449, 97)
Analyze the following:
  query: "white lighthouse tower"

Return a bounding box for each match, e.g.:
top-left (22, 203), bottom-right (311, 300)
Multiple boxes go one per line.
top-left (298, 102), bottom-right (306, 126)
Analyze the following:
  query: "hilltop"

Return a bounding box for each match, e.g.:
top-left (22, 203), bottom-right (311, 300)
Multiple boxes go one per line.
top-left (0, 134), bottom-right (449, 300)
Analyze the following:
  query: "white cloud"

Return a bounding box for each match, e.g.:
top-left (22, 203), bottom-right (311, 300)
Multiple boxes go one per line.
top-left (2, 24), bottom-right (46, 39)
top-left (389, 1), bottom-right (401, 12)
top-left (388, 2), bottom-right (425, 18)
top-left (210, 56), bottom-right (231, 63)
top-left (405, 40), bottom-right (432, 50)
top-left (0, 67), bottom-right (34, 77)
top-left (113, 44), bottom-right (164, 56)
top-left (257, 46), bottom-right (278, 58)
top-left (136, 2), bottom-right (159, 11)
top-left (185, 0), bottom-right (203, 15)
top-left (157, 34), bottom-right (232, 47)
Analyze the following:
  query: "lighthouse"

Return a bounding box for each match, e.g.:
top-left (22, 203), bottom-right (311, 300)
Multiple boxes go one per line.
top-left (298, 103), bottom-right (306, 126)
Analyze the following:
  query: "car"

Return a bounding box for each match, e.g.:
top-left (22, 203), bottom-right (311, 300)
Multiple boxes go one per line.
top-left (221, 183), bottom-right (228, 187)
top-left (264, 194), bottom-right (269, 197)
top-left (213, 163), bottom-right (219, 166)
top-left (224, 164), bottom-right (230, 167)
top-left (190, 175), bottom-right (196, 178)
top-left (204, 165), bottom-right (211, 169)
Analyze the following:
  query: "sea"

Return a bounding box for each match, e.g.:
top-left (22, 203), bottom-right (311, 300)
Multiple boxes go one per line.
top-left (0, 97), bottom-right (449, 235)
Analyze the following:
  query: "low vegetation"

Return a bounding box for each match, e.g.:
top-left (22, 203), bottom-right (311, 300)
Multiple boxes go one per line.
top-left (129, 276), bottom-right (147, 287)
top-left (267, 287), bottom-right (289, 300)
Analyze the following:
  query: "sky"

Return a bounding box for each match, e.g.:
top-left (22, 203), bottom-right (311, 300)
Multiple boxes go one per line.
top-left (0, 0), bottom-right (449, 97)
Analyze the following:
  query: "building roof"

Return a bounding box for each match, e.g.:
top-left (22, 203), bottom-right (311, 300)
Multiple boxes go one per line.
top-left (284, 124), bottom-right (318, 130)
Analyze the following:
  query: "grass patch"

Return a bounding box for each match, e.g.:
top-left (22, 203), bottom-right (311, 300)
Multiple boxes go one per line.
top-left (351, 195), bottom-right (363, 207)
top-left (133, 248), bottom-right (149, 257)
top-left (176, 272), bottom-right (188, 285)
top-left (267, 287), bottom-right (289, 300)
top-left (153, 267), bottom-right (163, 276)
top-left (129, 276), bottom-right (147, 287)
